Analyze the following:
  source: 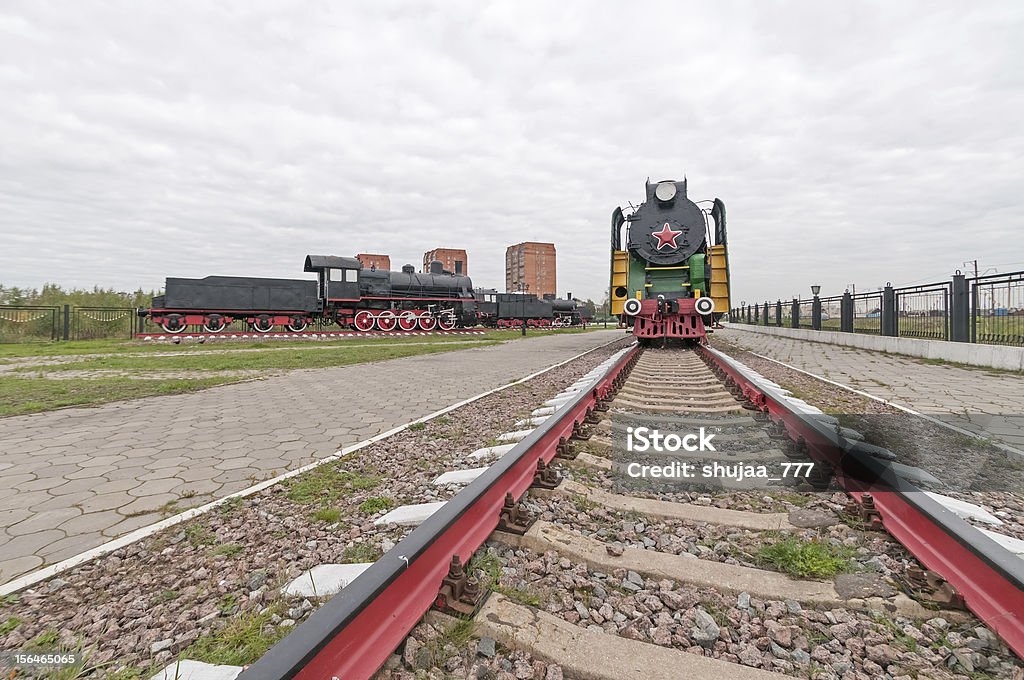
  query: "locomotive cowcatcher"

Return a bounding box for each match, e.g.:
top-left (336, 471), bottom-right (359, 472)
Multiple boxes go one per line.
top-left (610, 178), bottom-right (731, 343)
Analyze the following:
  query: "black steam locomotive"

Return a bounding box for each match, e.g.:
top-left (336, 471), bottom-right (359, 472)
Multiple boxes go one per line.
top-left (473, 289), bottom-right (590, 328)
top-left (143, 255), bottom-right (476, 333)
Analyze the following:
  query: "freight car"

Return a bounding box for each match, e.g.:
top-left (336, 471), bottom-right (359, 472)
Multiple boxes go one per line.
top-left (610, 178), bottom-right (730, 343)
top-left (143, 256), bottom-right (476, 333)
top-left (474, 289), bottom-right (588, 328)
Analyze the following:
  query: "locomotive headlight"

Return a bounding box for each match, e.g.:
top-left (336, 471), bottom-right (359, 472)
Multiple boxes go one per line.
top-left (623, 298), bottom-right (642, 316)
top-left (695, 297), bottom-right (715, 315)
top-left (655, 181), bottom-right (677, 202)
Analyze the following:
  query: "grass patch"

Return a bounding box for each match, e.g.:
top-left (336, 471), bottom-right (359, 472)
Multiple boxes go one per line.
top-left (757, 535), bottom-right (856, 579)
top-left (494, 585), bottom-right (543, 606)
top-left (358, 497), bottom-right (394, 514)
top-left (407, 422), bottom-right (426, 431)
top-left (342, 544), bottom-right (382, 563)
top-left (218, 497), bottom-right (244, 515)
top-left (28, 628), bottom-right (61, 648)
top-left (157, 590), bottom-right (180, 604)
top-left (0, 616), bottom-right (21, 635)
top-left (184, 603), bottom-right (287, 666)
top-left (211, 543), bottom-right (243, 557)
top-left (185, 523), bottom-right (216, 547)
top-left (414, 618), bottom-right (476, 669)
top-left (285, 466), bottom-right (380, 505)
top-left (311, 507), bottom-right (342, 523)
top-left (468, 549), bottom-right (503, 587)
top-left (0, 375), bottom-right (240, 417)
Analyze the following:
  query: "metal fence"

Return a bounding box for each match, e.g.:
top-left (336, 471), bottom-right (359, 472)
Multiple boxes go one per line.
top-left (0, 304), bottom-right (140, 343)
top-left (0, 305), bottom-right (62, 342)
top-left (729, 270), bottom-right (1024, 347)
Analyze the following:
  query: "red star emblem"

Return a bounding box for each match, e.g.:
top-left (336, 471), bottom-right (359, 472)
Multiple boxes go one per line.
top-left (652, 222), bottom-right (682, 250)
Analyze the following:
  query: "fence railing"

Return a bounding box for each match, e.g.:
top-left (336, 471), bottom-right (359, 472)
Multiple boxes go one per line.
top-left (729, 270), bottom-right (1024, 348)
top-left (0, 304), bottom-right (142, 343)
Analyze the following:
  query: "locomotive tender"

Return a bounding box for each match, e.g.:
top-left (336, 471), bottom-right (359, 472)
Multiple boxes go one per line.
top-left (144, 256), bottom-right (476, 334)
top-left (610, 178), bottom-right (730, 343)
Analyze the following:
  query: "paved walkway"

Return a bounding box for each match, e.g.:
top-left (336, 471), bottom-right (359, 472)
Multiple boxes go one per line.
top-left (715, 327), bottom-right (1024, 450)
top-left (0, 330), bottom-right (623, 583)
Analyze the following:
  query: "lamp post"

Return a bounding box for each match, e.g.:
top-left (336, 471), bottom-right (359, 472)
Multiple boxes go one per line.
top-left (811, 285), bottom-right (822, 330)
top-left (521, 283), bottom-right (528, 336)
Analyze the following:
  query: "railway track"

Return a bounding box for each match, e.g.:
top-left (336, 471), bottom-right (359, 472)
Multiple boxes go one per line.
top-left (234, 343), bottom-right (1024, 680)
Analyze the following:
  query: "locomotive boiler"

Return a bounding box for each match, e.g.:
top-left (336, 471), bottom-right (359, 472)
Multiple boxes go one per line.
top-left (610, 178), bottom-right (730, 343)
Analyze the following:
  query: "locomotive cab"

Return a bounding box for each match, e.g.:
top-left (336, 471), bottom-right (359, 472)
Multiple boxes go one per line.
top-left (304, 255), bottom-right (362, 302)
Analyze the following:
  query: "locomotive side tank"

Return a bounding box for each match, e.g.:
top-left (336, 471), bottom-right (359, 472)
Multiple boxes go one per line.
top-left (610, 178), bottom-right (730, 342)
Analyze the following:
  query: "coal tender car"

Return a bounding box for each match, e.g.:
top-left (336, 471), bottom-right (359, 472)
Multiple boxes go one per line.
top-left (474, 289), bottom-right (588, 327)
top-left (143, 255), bottom-right (476, 333)
top-left (610, 178), bottom-right (731, 343)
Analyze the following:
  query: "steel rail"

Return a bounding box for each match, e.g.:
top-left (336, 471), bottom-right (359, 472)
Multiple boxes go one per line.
top-left (700, 345), bottom-right (1024, 658)
top-left (237, 344), bottom-right (640, 680)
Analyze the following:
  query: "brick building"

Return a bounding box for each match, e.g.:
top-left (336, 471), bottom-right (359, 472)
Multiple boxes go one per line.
top-left (356, 253), bottom-right (391, 271)
top-left (422, 248), bottom-right (468, 275)
top-left (505, 242), bottom-right (556, 297)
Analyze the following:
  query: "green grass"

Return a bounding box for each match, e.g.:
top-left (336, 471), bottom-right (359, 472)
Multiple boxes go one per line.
top-left (286, 466), bottom-right (380, 505)
top-left (407, 422), bottom-right (426, 431)
top-left (358, 497), bottom-right (394, 514)
top-left (183, 603), bottom-right (287, 666)
top-left (494, 584), bottom-right (543, 606)
top-left (311, 507), bottom-right (342, 523)
top-left (342, 543), bottom-right (382, 563)
top-left (413, 618), bottom-right (476, 670)
top-left (468, 550), bottom-right (503, 587)
top-left (185, 523), bottom-right (216, 547)
top-left (157, 590), bottom-right (180, 604)
top-left (0, 375), bottom-right (239, 417)
top-left (757, 535), bottom-right (856, 579)
top-left (28, 629), bottom-right (61, 648)
top-left (211, 543), bottom-right (243, 557)
top-left (0, 616), bottom-right (21, 635)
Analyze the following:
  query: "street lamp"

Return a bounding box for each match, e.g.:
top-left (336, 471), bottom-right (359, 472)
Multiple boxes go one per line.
top-left (810, 285), bottom-right (821, 296)
top-left (520, 283), bottom-right (529, 336)
top-left (810, 286), bottom-right (822, 331)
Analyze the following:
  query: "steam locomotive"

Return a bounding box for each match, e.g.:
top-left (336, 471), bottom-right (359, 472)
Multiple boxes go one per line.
top-left (473, 289), bottom-right (591, 328)
top-left (143, 255), bottom-right (476, 333)
top-left (610, 178), bottom-right (730, 342)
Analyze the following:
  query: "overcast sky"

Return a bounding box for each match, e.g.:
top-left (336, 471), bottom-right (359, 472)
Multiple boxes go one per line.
top-left (2, 1), bottom-right (1023, 305)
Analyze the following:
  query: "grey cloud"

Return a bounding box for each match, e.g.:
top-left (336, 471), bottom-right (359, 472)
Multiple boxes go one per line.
top-left (1, 0), bottom-right (1023, 305)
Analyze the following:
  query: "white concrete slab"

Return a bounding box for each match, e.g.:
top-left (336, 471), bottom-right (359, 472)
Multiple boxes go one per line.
top-left (531, 406), bottom-right (557, 416)
top-left (543, 396), bottom-right (574, 407)
top-left (468, 444), bottom-right (517, 461)
top-left (514, 416), bottom-right (549, 428)
top-left (979, 528), bottom-right (1024, 557)
top-left (888, 461), bottom-right (943, 486)
top-left (497, 429), bottom-right (534, 443)
top-left (374, 500), bottom-right (447, 526)
top-left (433, 466), bottom-right (489, 485)
top-left (282, 562), bottom-right (374, 597)
top-left (923, 491), bottom-right (1003, 526)
top-left (149, 661), bottom-right (242, 680)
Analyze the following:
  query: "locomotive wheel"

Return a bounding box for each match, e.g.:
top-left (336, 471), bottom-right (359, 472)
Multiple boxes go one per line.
top-left (203, 315), bottom-right (225, 333)
top-left (354, 310), bottom-right (375, 332)
top-left (376, 310), bottom-right (397, 332)
top-left (437, 314), bottom-right (457, 331)
top-left (252, 316), bottom-right (274, 333)
top-left (161, 314), bottom-right (186, 334)
top-left (417, 312), bottom-right (437, 331)
top-left (398, 311), bottom-right (418, 331)
top-left (286, 317), bottom-right (308, 333)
